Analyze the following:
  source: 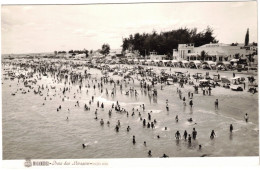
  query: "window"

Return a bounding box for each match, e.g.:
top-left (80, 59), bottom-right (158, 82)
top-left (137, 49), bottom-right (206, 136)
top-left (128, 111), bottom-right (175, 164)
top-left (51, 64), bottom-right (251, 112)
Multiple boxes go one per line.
top-left (219, 57), bottom-right (223, 61)
top-left (188, 50), bottom-right (191, 53)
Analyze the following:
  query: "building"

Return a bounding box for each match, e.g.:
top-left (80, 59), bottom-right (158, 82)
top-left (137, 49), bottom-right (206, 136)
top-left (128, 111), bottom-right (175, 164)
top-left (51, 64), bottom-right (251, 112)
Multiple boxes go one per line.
top-left (90, 50), bottom-right (103, 58)
top-left (74, 53), bottom-right (86, 59)
top-left (177, 43), bottom-right (256, 63)
top-left (149, 51), bottom-right (166, 60)
top-left (194, 43), bottom-right (248, 62)
top-left (108, 49), bottom-right (123, 57)
top-left (177, 44), bottom-right (195, 61)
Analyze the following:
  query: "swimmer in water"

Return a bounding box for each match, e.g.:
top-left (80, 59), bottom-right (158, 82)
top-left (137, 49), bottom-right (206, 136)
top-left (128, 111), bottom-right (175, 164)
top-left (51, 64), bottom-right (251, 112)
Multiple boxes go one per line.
top-left (144, 141), bottom-right (146, 146)
top-left (166, 104), bottom-right (169, 111)
top-left (210, 130), bottom-right (216, 139)
top-left (161, 154), bottom-right (169, 158)
top-left (183, 130), bottom-right (187, 140)
top-left (188, 134), bottom-right (192, 144)
top-left (148, 150), bottom-right (152, 157)
top-left (244, 113), bottom-right (249, 122)
top-left (115, 125), bottom-right (119, 132)
top-left (230, 124), bottom-right (233, 133)
top-left (192, 128), bottom-right (197, 140)
top-left (151, 122), bottom-right (154, 129)
top-left (82, 144), bottom-right (86, 148)
top-left (175, 131), bottom-right (181, 140)
top-left (147, 122), bottom-right (150, 128)
top-left (100, 119), bottom-right (104, 125)
top-left (157, 135), bottom-right (160, 139)
top-left (165, 127), bottom-right (167, 130)
top-left (127, 126), bottom-right (131, 132)
top-left (175, 115), bottom-right (179, 122)
top-left (132, 135), bottom-right (136, 144)
top-left (143, 119), bottom-right (146, 126)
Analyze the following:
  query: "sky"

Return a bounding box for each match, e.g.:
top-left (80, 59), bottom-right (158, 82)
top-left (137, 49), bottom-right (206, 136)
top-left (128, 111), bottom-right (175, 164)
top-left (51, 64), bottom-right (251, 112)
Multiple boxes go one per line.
top-left (1, 1), bottom-right (258, 54)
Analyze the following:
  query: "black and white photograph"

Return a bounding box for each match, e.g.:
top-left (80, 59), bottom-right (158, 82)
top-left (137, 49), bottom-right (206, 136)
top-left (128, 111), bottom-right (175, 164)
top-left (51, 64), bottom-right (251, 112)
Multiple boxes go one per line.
top-left (1, 0), bottom-right (259, 167)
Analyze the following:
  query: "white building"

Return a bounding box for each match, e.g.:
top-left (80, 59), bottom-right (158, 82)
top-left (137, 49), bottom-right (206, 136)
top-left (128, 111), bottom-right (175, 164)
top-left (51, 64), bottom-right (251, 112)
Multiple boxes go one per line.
top-left (193, 43), bottom-right (248, 62)
top-left (149, 51), bottom-right (166, 60)
top-left (178, 44), bottom-right (195, 61)
top-left (177, 43), bottom-right (254, 63)
top-left (172, 49), bottom-right (178, 60)
top-left (109, 49), bottom-right (122, 57)
top-left (74, 53), bottom-right (86, 59)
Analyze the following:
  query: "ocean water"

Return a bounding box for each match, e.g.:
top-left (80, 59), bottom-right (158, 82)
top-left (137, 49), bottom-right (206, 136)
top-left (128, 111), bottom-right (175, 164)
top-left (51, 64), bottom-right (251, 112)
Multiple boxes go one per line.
top-left (2, 66), bottom-right (258, 159)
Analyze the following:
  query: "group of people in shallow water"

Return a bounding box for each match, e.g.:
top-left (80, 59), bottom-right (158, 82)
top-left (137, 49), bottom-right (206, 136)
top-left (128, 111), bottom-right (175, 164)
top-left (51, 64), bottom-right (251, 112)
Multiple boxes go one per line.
top-left (4, 60), bottom-right (252, 158)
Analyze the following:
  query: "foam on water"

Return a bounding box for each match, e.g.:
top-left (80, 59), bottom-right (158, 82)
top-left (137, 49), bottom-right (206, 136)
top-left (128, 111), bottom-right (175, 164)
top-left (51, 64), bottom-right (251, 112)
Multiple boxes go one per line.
top-left (197, 109), bottom-right (257, 126)
top-left (147, 110), bottom-right (162, 114)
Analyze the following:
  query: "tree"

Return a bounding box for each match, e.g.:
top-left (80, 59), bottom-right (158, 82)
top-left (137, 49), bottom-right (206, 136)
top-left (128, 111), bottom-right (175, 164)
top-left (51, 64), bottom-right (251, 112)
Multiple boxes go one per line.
top-left (166, 53), bottom-right (172, 60)
top-left (245, 28), bottom-right (249, 46)
top-left (101, 44), bottom-right (110, 56)
top-left (200, 50), bottom-right (206, 61)
top-left (84, 49), bottom-right (89, 58)
top-left (58, 51), bottom-right (66, 54)
top-left (121, 27), bottom-right (218, 56)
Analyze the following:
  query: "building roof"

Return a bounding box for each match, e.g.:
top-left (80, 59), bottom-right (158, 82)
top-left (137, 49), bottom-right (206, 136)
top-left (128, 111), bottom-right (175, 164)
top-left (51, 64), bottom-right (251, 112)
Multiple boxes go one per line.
top-left (199, 43), bottom-right (229, 48)
top-left (206, 51), bottom-right (226, 56)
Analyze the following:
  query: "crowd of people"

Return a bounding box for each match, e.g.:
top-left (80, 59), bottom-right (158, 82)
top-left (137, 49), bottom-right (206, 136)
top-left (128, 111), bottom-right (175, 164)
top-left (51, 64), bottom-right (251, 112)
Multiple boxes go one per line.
top-left (2, 58), bottom-right (253, 158)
